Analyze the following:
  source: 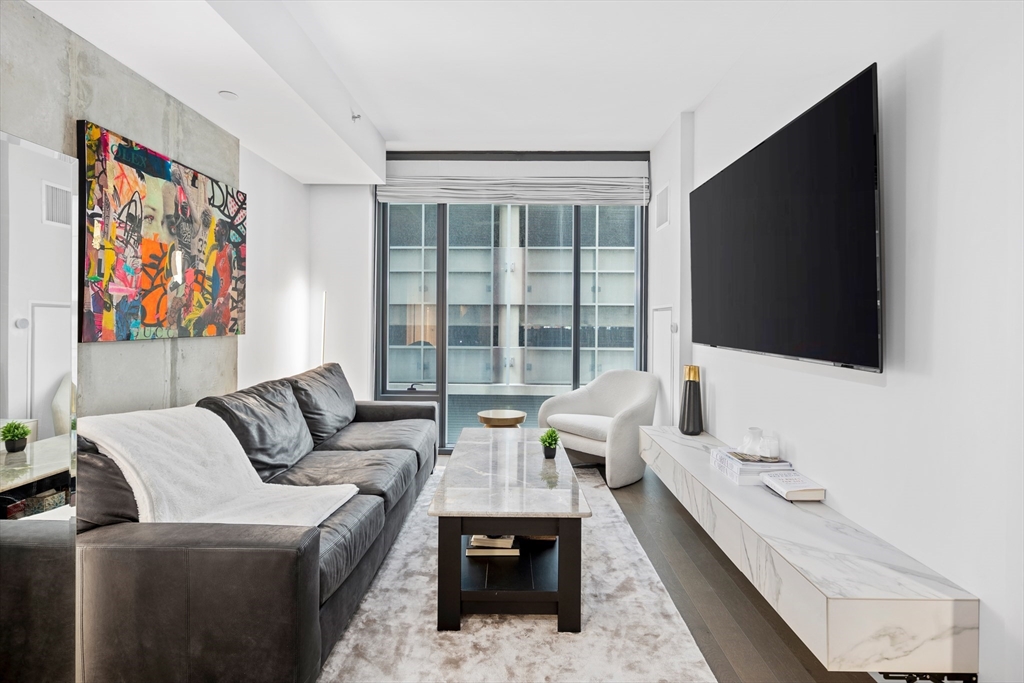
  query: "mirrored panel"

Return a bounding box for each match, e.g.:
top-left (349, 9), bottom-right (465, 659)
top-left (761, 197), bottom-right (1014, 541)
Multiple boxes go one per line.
top-left (0, 130), bottom-right (77, 682)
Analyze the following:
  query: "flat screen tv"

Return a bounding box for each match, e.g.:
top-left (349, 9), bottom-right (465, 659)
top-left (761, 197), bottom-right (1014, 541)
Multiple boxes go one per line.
top-left (690, 63), bottom-right (882, 372)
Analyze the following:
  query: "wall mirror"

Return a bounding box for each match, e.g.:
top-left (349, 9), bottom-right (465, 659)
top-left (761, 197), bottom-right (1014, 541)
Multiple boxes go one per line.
top-left (0, 130), bottom-right (76, 681)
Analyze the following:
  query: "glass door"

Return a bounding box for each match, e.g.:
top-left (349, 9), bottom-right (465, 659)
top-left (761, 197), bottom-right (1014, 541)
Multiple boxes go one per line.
top-left (445, 204), bottom-right (574, 445)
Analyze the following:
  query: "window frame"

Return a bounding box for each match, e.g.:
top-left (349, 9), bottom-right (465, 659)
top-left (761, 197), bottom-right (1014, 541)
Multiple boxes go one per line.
top-left (374, 198), bottom-right (648, 451)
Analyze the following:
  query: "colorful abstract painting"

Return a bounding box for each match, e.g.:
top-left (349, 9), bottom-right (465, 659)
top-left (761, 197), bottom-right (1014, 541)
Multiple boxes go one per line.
top-left (78, 121), bottom-right (246, 342)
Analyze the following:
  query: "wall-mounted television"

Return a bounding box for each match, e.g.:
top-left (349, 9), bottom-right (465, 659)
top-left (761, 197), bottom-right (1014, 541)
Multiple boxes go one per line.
top-left (690, 63), bottom-right (882, 372)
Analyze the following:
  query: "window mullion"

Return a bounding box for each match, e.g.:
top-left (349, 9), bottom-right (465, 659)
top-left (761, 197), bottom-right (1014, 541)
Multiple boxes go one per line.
top-left (572, 205), bottom-right (581, 390)
top-left (435, 203), bottom-right (448, 439)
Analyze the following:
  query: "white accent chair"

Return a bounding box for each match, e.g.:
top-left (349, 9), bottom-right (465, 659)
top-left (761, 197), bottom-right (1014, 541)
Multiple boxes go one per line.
top-left (51, 372), bottom-right (74, 436)
top-left (538, 369), bottom-right (659, 488)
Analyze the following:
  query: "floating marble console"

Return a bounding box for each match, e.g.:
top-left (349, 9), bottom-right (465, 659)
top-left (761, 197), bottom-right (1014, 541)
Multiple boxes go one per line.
top-left (640, 426), bottom-right (978, 674)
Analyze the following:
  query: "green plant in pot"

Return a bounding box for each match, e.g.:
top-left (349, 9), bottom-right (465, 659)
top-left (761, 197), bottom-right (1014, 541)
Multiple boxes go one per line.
top-left (539, 428), bottom-right (560, 459)
top-left (2, 421), bottom-right (31, 453)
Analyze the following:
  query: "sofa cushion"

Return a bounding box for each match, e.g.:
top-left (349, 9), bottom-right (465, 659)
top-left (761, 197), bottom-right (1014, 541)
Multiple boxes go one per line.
top-left (286, 363), bottom-right (357, 445)
top-left (546, 413), bottom-right (613, 442)
top-left (316, 494), bottom-right (385, 605)
top-left (197, 379), bottom-right (314, 481)
top-left (269, 449), bottom-right (417, 513)
top-left (315, 419), bottom-right (435, 470)
top-left (76, 436), bottom-right (139, 532)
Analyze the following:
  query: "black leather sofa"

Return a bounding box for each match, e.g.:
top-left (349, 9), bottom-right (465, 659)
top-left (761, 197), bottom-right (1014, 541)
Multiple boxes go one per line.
top-left (0, 519), bottom-right (75, 683)
top-left (75, 363), bottom-right (437, 683)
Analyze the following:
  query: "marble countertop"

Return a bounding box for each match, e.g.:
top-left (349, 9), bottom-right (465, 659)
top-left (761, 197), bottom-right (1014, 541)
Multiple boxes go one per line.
top-left (1, 435), bottom-right (75, 493)
top-left (641, 426), bottom-right (979, 673)
top-left (428, 428), bottom-right (592, 518)
top-left (641, 426), bottom-right (975, 601)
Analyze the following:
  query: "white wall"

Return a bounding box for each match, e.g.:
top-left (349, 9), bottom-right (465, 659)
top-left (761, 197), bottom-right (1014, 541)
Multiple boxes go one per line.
top-left (308, 185), bottom-right (375, 399)
top-left (648, 117), bottom-right (681, 424)
top-left (681, 3), bottom-right (1022, 681)
top-left (235, 152), bottom-right (375, 397)
top-left (237, 146), bottom-right (312, 387)
top-left (648, 114), bottom-right (695, 426)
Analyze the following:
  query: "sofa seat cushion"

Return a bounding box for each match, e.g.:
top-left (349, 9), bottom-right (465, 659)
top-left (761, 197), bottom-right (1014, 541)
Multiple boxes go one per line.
top-left (286, 363), bottom-right (357, 445)
top-left (546, 413), bottom-right (613, 442)
top-left (315, 420), bottom-right (435, 470)
top-left (197, 379), bottom-right (315, 481)
top-left (316, 494), bottom-right (384, 605)
top-left (269, 449), bottom-right (417, 513)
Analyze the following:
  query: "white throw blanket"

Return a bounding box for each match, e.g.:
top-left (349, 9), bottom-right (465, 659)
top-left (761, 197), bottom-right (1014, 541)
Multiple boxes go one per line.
top-left (78, 406), bottom-right (356, 526)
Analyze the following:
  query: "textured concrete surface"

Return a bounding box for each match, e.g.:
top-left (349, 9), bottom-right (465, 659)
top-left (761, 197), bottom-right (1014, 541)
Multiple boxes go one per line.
top-left (0, 0), bottom-right (240, 416)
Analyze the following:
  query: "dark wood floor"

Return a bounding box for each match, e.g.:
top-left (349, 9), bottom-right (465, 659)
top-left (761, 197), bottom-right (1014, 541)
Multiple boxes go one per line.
top-left (606, 465), bottom-right (873, 683)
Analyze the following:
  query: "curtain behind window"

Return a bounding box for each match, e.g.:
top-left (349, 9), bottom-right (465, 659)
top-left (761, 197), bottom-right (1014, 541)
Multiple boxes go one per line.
top-left (377, 159), bottom-right (649, 206)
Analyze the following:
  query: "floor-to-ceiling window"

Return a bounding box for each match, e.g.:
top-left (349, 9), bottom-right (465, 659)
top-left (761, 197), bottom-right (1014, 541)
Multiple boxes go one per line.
top-left (580, 205), bottom-right (642, 384)
top-left (378, 201), bottom-right (644, 448)
top-left (383, 204), bottom-right (438, 392)
top-left (444, 204), bottom-right (577, 445)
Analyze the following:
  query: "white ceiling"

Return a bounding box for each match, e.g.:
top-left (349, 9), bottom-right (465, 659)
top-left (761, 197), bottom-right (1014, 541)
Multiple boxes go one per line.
top-left (27, 0), bottom-right (386, 184)
top-left (287, 1), bottom-right (783, 151)
top-left (29, 1), bottom-right (848, 176)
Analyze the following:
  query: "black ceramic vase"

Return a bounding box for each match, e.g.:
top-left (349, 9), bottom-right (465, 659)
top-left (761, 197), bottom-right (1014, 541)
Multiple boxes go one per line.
top-left (679, 365), bottom-right (703, 436)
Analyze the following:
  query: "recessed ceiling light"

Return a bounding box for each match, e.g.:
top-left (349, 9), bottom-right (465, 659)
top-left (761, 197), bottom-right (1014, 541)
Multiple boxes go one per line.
top-left (218, 90), bottom-right (239, 101)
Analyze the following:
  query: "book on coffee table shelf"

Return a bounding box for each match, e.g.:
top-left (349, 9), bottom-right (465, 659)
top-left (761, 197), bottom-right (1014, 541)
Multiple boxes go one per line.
top-left (710, 447), bottom-right (792, 485)
top-left (469, 534), bottom-right (515, 549)
top-left (24, 489), bottom-right (66, 516)
top-left (760, 470), bottom-right (825, 501)
top-left (467, 538), bottom-right (521, 557)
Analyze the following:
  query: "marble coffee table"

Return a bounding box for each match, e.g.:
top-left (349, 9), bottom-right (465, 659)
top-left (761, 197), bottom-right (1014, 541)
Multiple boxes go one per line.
top-left (428, 428), bottom-right (592, 632)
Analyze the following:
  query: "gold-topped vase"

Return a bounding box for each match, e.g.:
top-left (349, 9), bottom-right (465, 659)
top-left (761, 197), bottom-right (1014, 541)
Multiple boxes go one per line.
top-left (679, 365), bottom-right (703, 436)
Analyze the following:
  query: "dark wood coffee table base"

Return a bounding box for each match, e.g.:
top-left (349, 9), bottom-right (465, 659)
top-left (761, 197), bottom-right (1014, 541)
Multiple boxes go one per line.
top-left (437, 516), bottom-right (582, 632)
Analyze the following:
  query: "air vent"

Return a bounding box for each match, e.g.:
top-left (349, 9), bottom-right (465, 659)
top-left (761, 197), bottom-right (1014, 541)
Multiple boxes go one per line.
top-left (655, 186), bottom-right (669, 229)
top-left (43, 182), bottom-right (72, 227)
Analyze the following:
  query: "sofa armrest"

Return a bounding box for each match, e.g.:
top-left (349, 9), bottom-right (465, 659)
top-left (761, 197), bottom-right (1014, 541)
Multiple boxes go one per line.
top-left (0, 520), bottom-right (75, 682)
top-left (603, 390), bottom-right (659, 488)
top-left (78, 523), bottom-right (321, 683)
top-left (353, 400), bottom-right (438, 424)
top-left (608, 395), bottom-right (658, 448)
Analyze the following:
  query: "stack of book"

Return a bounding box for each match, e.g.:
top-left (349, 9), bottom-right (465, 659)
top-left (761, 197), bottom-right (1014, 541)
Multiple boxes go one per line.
top-left (466, 535), bottom-right (520, 557)
top-left (24, 489), bottom-right (66, 516)
top-left (710, 447), bottom-right (793, 485)
top-left (5, 499), bottom-right (25, 519)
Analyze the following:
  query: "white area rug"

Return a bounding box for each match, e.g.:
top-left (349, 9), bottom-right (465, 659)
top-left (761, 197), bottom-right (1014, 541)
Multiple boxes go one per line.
top-left (319, 468), bottom-right (716, 682)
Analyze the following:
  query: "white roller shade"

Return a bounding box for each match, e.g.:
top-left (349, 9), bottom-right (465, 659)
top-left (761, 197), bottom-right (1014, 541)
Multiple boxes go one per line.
top-left (377, 159), bottom-right (649, 205)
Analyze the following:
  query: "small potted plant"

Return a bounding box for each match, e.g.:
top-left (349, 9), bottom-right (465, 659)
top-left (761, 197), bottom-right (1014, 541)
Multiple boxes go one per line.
top-left (539, 428), bottom-right (560, 459)
top-left (2, 421), bottom-right (31, 453)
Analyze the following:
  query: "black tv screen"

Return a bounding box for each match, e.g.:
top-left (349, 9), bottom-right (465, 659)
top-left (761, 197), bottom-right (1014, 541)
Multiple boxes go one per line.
top-left (690, 64), bottom-right (882, 371)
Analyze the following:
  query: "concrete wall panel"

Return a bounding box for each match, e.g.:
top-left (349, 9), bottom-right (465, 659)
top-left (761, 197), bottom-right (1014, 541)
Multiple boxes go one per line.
top-left (0, 1), bottom-right (73, 159)
top-left (1, 0), bottom-right (240, 416)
